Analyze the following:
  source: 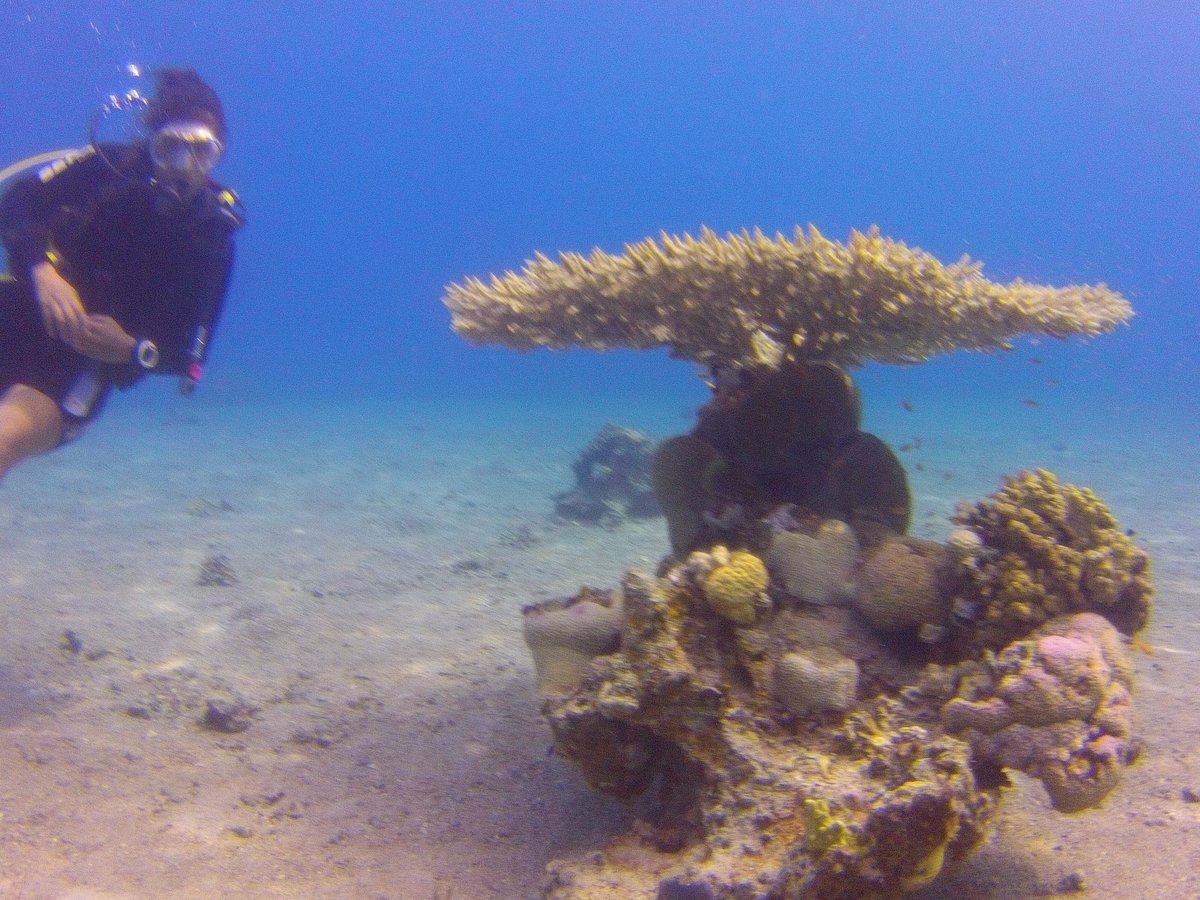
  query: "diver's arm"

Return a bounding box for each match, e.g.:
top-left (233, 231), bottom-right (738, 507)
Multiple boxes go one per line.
top-left (0, 148), bottom-right (110, 278)
top-left (30, 259), bottom-right (88, 345)
top-left (70, 313), bottom-right (138, 364)
top-left (1, 150), bottom-right (115, 345)
top-left (0, 172), bottom-right (59, 277)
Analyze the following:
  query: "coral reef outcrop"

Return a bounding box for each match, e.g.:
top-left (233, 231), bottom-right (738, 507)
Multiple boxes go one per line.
top-left (521, 469), bottom-right (1152, 896)
top-left (445, 225), bottom-right (1133, 371)
top-left (534, 569), bottom-right (999, 898)
top-left (463, 230), bottom-right (1150, 893)
top-left (513, 358), bottom-right (1153, 896)
top-left (463, 241), bottom-right (1147, 897)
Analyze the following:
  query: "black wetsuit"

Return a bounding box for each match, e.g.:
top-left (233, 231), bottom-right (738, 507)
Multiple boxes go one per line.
top-left (0, 142), bottom-right (242, 431)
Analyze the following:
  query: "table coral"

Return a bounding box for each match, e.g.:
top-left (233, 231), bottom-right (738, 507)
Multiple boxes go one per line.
top-left (444, 225), bottom-right (1132, 371)
top-left (951, 468), bottom-right (1153, 650)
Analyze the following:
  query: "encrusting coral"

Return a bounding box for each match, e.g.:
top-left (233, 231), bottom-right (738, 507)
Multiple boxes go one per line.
top-left (765, 517), bottom-right (860, 606)
top-left (950, 468), bottom-right (1153, 650)
top-left (773, 646), bottom-right (860, 715)
top-left (444, 225), bottom-right (1133, 371)
top-left (932, 612), bottom-right (1137, 812)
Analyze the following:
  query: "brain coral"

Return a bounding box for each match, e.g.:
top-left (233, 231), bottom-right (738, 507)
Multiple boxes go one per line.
top-left (854, 535), bottom-right (950, 633)
top-left (952, 469), bottom-right (1153, 649)
top-left (938, 612), bottom-right (1136, 812)
top-left (444, 225), bottom-right (1133, 371)
top-left (765, 518), bottom-right (860, 606)
top-left (702, 549), bottom-right (769, 625)
top-left (773, 646), bottom-right (860, 715)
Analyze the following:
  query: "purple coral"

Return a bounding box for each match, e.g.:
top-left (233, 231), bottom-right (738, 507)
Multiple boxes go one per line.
top-left (940, 612), bottom-right (1136, 812)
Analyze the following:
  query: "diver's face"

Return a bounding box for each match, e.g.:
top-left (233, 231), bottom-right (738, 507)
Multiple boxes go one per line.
top-left (150, 121), bottom-right (223, 194)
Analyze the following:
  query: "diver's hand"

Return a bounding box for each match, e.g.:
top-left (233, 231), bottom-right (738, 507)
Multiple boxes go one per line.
top-left (70, 314), bottom-right (137, 365)
top-left (31, 260), bottom-right (88, 345)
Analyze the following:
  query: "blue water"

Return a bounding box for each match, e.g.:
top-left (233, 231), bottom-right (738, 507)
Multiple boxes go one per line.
top-left (3, 7), bottom-right (1200, 895)
top-left (2, 2), bottom-right (1195, 422)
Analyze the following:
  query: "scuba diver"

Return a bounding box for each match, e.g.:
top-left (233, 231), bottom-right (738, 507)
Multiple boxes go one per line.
top-left (0, 68), bottom-right (244, 483)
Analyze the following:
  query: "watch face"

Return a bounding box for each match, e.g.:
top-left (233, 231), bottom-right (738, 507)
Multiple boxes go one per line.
top-left (138, 340), bottom-right (160, 369)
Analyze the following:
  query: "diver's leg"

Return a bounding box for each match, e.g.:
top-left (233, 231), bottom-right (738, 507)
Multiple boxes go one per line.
top-left (0, 384), bottom-right (65, 483)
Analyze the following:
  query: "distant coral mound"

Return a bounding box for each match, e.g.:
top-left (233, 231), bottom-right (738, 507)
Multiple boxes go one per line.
top-left (552, 424), bottom-right (659, 526)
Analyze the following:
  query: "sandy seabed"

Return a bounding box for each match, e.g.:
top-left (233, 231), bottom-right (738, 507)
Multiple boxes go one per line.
top-left (1, 391), bottom-right (1198, 899)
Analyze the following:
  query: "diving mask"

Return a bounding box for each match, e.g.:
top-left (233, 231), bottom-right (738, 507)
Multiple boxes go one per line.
top-left (150, 122), bottom-right (223, 176)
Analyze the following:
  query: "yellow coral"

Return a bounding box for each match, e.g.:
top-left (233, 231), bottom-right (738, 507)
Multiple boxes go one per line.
top-left (702, 548), bottom-right (768, 625)
top-left (444, 225), bottom-right (1132, 370)
top-left (955, 469), bottom-right (1153, 648)
top-left (803, 797), bottom-right (860, 856)
top-left (902, 842), bottom-right (947, 891)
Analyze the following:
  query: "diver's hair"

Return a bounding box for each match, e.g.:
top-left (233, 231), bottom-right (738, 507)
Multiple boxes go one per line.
top-left (144, 68), bottom-right (227, 143)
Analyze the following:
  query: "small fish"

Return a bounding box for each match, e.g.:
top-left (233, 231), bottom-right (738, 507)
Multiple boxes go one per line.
top-left (942, 471), bottom-right (954, 481)
top-left (913, 436), bottom-right (924, 450)
top-left (1021, 399), bottom-right (1040, 408)
top-left (899, 443), bottom-right (914, 453)
top-left (915, 462), bottom-right (925, 472)
top-left (1044, 378), bottom-right (1059, 387)
top-left (1028, 357), bottom-right (1043, 365)
top-left (901, 399), bottom-right (914, 413)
